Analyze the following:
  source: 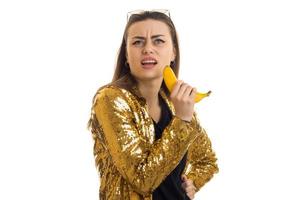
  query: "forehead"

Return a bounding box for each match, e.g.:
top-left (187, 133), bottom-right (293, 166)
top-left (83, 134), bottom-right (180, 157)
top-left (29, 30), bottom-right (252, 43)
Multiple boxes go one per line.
top-left (127, 19), bottom-right (171, 38)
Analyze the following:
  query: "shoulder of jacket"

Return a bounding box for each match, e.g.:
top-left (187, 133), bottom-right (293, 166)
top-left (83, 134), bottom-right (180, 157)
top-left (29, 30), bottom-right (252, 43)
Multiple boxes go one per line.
top-left (94, 85), bottom-right (133, 104)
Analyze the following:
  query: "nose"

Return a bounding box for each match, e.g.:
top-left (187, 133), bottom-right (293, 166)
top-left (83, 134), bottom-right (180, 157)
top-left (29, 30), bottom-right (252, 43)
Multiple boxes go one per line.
top-left (142, 41), bottom-right (154, 54)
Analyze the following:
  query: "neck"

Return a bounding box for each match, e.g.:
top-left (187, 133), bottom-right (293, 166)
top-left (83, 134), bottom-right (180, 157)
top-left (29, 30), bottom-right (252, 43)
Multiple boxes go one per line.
top-left (136, 77), bottom-right (163, 107)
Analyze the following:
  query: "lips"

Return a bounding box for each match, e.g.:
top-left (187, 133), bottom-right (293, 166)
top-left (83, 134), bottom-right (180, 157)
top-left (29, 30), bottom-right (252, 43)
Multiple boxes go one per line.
top-left (141, 57), bottom-right (158, 65)
top-left (141, 57), bottom-right (158, 69)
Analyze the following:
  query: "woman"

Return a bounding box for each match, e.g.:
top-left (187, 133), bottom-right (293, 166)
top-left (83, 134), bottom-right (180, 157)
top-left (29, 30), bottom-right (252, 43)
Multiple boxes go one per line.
top-left (88, 10), bottom-right (218, 200)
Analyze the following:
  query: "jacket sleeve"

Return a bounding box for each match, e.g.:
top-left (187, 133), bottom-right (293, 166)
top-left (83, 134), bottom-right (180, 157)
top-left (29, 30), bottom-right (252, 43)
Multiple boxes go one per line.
top-left (184, 113), bottom-right (219, 192)
top-left (93, 87), bottom-right (200, 196)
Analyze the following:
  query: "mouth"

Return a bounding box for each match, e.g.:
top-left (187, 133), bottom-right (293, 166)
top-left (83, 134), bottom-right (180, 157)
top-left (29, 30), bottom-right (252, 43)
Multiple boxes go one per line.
top-left (141, 58), bottom-right (158, 69)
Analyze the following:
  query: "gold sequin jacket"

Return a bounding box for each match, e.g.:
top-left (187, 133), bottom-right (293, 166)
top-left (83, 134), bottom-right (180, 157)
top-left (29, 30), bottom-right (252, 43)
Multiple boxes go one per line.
top-left (88, 74), bottom-right (218, 200)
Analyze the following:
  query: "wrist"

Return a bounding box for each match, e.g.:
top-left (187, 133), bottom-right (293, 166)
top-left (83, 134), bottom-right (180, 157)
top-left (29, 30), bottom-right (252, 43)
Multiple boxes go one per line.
top-left (176, 115), bottom-right (192, 123)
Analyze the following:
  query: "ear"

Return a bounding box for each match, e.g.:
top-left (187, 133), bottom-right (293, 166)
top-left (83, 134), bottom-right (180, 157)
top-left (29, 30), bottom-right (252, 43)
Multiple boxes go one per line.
top-left (171, 47), bottom-right (176, 61)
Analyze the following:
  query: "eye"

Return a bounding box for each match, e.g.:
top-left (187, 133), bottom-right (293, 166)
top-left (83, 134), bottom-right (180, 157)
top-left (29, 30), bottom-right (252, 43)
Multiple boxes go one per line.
top-left (154, 38), bottom-right (165, 45)
top-left (132, 40), bottom-right (144, 46)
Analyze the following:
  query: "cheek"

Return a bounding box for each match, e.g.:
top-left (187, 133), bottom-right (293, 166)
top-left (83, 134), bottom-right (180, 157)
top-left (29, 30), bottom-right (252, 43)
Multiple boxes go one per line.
top-left (127, 49), bottom-right (140, 62)
top-left (160, 45), bottom-right (174, 58)
top-left (160, 51), bottom-right (173, 63)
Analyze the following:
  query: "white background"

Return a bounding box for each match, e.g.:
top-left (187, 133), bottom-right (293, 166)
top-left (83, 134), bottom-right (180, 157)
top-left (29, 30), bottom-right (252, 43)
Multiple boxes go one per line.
top-left (1, 0), bottom-right (299, 199)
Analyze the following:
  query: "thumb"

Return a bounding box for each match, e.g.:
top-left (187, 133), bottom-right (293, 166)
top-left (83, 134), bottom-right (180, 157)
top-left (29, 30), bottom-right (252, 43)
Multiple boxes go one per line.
top-left (181, 174), bottom-right (188, 181)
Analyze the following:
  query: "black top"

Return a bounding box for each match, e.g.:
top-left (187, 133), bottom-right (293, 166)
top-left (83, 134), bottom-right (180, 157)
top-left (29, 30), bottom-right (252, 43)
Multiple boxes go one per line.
top-left (152, 94), bottom-right (190, 200)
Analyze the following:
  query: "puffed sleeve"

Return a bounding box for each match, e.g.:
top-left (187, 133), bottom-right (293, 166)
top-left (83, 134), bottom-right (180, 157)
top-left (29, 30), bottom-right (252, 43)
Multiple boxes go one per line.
top-left (93, 87), bottom-right (200, 196)
top-left (184, 113), bottom-right (219, 192)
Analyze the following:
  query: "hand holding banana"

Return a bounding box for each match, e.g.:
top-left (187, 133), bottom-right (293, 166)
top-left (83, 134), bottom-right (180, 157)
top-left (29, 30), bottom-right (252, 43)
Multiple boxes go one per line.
top-left (163, 65), bottom-right (211, 103)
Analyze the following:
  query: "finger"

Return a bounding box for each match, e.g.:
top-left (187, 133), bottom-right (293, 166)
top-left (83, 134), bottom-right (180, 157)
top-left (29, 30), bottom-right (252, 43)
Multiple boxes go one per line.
top-left (181, 178), bottom-right (193, 188)
top-left (182, 86), bottom-right (193, 101)
top-left (177, 83), bottom-right (189, 99)
top-left (181, 181), bottom-right (191, 189)
top-left (170, 80), bottom-right (183, 98)
top-left (183, 181), bottom-right (195, 190)
top-left (187, 192), bottom-right (195, 200)
top-left (190, 87), bottom-right (197, 99)
top-left (187, 190), bottom-right (196, 195)
top-left (185, 185), bottom-right (196, 193)
top-left (182, 183), bottom-right (195, 191)
top-left (184, 179), bottom-right (194, 185)
top-left (181, 175), bottom-right (188, 181)
top-left (181, 182), bottom-right (187, 189)
top-left (183, 184), bottom-right (197, 193)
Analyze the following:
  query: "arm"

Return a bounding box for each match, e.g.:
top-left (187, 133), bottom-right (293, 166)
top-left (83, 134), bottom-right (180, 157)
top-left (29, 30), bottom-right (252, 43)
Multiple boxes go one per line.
top-left (184, 114), bottom-right (219, 192)
top-left (94, 87), bottom-right (200, 196)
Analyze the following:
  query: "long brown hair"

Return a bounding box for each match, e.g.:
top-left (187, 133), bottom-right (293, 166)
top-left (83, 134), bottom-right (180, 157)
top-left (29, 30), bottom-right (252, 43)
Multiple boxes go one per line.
top-left (87, 11), bottom-right (180, 130)
top-left (111, 11), bottom-right (181, 96)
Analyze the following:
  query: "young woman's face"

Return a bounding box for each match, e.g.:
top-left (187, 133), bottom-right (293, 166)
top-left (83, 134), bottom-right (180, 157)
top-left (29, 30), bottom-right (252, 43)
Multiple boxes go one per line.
top-left (126, 19), bottom-right (176, 82)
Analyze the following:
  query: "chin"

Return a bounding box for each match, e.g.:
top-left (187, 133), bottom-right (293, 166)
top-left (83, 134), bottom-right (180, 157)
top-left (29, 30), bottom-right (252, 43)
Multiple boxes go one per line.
top-left (132, 72), bottom-right (162, 82)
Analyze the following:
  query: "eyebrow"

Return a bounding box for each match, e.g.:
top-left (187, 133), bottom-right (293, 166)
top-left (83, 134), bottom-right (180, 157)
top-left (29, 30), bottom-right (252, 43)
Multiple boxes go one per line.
top-left (131, 34), bottom-right (165, 40)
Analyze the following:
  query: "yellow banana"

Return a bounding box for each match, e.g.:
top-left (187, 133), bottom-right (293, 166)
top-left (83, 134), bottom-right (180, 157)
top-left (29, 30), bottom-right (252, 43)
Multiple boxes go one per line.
top-left (163, 65), bottom-right (211, 103)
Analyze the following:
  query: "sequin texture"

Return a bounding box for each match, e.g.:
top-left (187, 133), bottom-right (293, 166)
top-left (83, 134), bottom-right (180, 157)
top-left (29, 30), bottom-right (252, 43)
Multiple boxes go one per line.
top-left (88, 80), bottom-right (218, 200)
